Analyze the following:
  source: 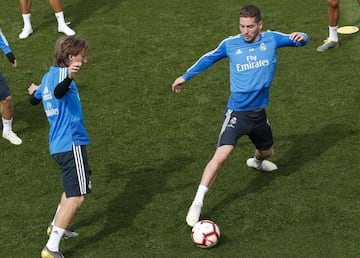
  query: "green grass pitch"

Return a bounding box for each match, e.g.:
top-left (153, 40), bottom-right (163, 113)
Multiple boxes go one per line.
top-left (0, 0), bottom-right (359, 257)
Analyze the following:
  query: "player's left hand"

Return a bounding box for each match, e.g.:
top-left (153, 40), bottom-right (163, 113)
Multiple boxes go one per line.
top-left (172, 76), bottom-right (185, 93)
top-left (11, 60), bottom-right (17, 68)
top-left (289, 32), bottom-right (306, 42)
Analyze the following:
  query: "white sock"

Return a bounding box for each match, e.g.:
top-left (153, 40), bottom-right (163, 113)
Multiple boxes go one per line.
top-left (329, 26), bottom-right (338, 42)
top-left (55, 11), bottom-right (66, 28)
top-left (2, 118), bottom-right (12, 133)
top-left (254, 157), bottom-right (263, 166)
top-left (51, 205), bottom-right (61, 225)
top-left (22, 13), bottom-right (32, 29)
top-left (46, 225), bottom-right (65, 252)
top-left (193, 185), bottom-right (209, 206)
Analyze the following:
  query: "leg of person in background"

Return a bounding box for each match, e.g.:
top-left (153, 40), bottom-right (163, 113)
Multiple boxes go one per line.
top-left (0, 74), bottom-right (22, 145)
top-left (19, 0), bottom-right (33, 39)
top-left (1, 97), bottom-right (22, 145)
top-left (19, 0), bottom-right (75, 39)
top-left (317, 0), bottom-right (340, 51)
top-left (1, 96), bottom-right (22, 145)
top-left (49, 0), bottom-right (76, 36)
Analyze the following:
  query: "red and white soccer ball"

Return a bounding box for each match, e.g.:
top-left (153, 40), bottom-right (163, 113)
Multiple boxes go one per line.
top-left (191, 220), bottom-right (220, 248)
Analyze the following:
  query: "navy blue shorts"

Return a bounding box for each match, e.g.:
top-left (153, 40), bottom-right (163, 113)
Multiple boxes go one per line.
top-left (52, 144), bottom-right (92, 198)
top-left (0, 73), bottom-right (11, 100)
top-left (217, 109), bottom-right (273, 150)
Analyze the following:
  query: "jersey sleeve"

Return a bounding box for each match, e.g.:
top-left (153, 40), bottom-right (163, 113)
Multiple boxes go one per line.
top-left (182, 39), bottom-right (228, 81)
top-left (271, 31), bottom-right (309, 48)
top-left (0, 28), bottom-right (12, 55)
top-left (33, 86), bottom-right (43, 100)
top-left (54, 77), bottom-right (72, 99)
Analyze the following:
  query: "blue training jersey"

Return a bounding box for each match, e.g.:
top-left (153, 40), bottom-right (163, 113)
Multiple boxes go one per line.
top-left (34, 66), bottom-right (90, 154)
top-left (182, 31), bottom-right (309, 111)
top-left (0, 28), bottom-right (12, 56)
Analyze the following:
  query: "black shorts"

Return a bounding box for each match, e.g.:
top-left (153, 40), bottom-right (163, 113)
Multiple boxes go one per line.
top-left (217, 109), bottom-right (273, 150)
top-left (52, 144), bottom-right (92, 198)
top-left (0, 73), bottom-right (11, 100)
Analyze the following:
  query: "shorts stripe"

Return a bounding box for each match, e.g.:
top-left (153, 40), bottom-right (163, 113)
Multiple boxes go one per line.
top-left (72, 143), bottom-right (87, 195)
top-left (217, 109), bottom-right (233, 146)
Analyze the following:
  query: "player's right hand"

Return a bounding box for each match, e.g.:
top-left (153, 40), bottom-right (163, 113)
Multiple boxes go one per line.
top-left (28, 83), bottom-right (39, 95)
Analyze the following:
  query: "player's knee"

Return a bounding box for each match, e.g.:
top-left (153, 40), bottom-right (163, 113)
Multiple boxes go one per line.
top-left (1, 95), bottom-right (12, 104)
top-left (327, 0), bottom-right (339, 8)
top-left (214, 145), bottom-right (233, 164)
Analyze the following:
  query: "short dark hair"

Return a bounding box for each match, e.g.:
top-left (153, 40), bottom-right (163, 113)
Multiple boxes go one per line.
top-left (53, 36), bottom-right (89, 67)
top-left (239, 5), bottom-right (262, 23)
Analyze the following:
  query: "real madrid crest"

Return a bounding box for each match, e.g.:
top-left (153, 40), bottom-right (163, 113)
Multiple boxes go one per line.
top-left (260, 43), bottom-right (267, 51)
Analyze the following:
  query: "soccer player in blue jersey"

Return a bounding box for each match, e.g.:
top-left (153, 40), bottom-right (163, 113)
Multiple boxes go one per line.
top-left (171, 5), bottom-right (309, 227)
top-left (28, 36), bottom-right (91, 258)
top-left (0, 28), bottom-right (22, 145)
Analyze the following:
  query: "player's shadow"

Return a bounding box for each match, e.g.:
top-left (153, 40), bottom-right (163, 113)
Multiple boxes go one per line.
top-left (207, 123), bottom-right (358, 215)
top-left (337, 32), bottom-right (359, 46)
top-left (63, 0), bottom-right (121, 27)
top-left (65, 155), bottom-right (194, 256)
top-left (13, 98), bottom-right (47, 134)
top-left (35, 0), bottom-right (121, 34)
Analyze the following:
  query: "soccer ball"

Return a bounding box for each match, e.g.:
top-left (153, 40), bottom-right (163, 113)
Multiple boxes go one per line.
top-left (191, 220), bottom-right (220, 248)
